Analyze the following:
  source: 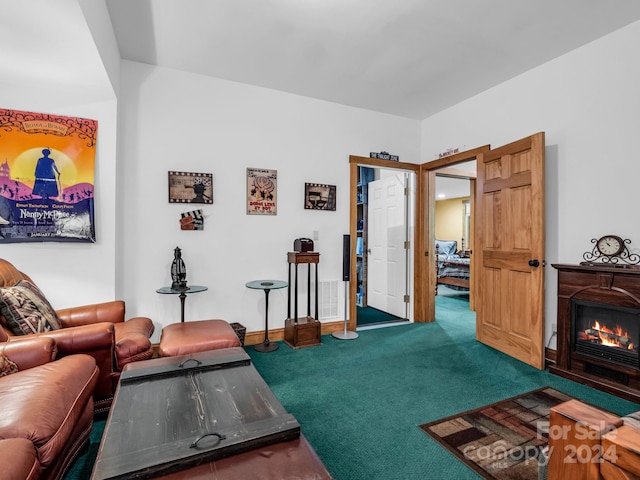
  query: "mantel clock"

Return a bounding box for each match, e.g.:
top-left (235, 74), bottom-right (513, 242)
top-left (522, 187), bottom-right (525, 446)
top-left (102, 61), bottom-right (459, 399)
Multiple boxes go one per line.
top-left (582, 235), bottom-right (639, 266)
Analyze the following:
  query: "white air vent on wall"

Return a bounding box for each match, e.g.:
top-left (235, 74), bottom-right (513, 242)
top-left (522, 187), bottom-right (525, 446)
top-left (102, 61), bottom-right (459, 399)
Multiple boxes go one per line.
top-left (319, 280), bottom-right (338, 319)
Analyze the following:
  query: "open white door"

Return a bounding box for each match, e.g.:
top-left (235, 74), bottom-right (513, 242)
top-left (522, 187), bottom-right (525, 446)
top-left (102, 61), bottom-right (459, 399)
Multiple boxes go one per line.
top-left (367, 172), bottom-right (408, 318)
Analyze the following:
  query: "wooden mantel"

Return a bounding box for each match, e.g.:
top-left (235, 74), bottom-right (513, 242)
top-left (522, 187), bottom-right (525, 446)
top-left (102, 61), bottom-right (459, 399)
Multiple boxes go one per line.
top-left (550, 263), bottom-right (640, 402)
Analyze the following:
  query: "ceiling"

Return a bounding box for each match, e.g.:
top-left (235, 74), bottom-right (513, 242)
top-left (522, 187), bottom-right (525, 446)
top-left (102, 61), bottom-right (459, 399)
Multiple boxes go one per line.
top-left (436, 176), bottom-right (471, 200)
top-left (105, 0), bottom-right (640, 119)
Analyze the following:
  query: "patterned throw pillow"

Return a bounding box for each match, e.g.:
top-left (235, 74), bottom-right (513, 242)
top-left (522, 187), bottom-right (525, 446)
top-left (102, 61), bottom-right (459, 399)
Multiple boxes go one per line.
top-left (0, 354), bottom-right (18, 377)
top-left (0, 280), bottom-right (62, 335)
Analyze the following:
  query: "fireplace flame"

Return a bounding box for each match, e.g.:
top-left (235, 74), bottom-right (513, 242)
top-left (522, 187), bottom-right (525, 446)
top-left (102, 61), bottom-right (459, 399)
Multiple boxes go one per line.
top-left (591, 320), bottom-right (634, 350)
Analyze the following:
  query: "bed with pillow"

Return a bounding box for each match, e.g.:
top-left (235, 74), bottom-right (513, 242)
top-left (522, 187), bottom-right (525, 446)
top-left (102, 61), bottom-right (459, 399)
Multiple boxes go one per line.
top-left (434, 240), bottom-right (470, 293)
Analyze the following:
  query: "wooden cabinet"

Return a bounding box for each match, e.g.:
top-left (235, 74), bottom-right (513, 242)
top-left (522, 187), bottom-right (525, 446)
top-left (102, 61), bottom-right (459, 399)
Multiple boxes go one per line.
top-left (356, 166), bottom-right (374, 307)
top-left (284, 317), bottom-right (321, 349)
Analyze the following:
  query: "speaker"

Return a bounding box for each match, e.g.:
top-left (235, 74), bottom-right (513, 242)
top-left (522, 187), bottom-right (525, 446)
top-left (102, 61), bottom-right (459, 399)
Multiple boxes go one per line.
top-left (342, 234), bottom-right (351, 281)
top-left (333, 233), bottom-right (359, 340)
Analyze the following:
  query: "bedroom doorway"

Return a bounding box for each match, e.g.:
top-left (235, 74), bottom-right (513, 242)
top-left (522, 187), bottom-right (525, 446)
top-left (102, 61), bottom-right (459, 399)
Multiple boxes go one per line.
top-left (416, 146), bottom-right (489, 325)
top-left (434, 169), bottom-right (474, 306)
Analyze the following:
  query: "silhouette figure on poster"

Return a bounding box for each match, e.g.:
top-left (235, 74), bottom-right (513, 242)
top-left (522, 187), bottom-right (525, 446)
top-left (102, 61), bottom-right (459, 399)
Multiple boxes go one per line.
top-left (32, 148), bottom-right (61, 199)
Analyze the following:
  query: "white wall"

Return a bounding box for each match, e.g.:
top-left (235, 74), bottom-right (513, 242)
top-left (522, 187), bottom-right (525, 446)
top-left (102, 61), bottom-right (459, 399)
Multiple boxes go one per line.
top-left (421, 20), bottom-right (640, 349)
top-left (79, 0), bottom-right (121, 95)
top-left (0, 0), bottom-right (120, 310)
top-left (117, 61), bottom-right (420, 340)
top-left (9, 2), bottom-right (638, 351)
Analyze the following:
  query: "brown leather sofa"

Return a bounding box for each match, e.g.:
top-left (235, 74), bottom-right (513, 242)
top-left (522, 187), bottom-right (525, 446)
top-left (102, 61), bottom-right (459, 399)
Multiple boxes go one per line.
top-left (0, 336), bottom-right (99, 480)
top-left (0, 258), bottom-right (155, 412)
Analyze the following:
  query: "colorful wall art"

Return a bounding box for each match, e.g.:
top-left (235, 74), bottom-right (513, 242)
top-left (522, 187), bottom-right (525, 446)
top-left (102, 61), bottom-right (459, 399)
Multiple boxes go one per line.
top-left (0, 109), bottom-right (97, 243)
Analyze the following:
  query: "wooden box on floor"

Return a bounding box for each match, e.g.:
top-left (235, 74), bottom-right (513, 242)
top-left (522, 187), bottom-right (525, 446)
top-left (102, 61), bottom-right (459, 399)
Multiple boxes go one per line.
top-left (285, 317), bottom-right (321, 349)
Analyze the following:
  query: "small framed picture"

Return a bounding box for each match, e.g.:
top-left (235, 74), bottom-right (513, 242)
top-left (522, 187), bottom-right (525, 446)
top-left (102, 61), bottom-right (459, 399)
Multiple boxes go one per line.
top-left (168, 171), bottom-right (213, 204)
top-left (247, 168), bottom-right (277, 215)
top-left (304, 183), bottom-right (336, 211)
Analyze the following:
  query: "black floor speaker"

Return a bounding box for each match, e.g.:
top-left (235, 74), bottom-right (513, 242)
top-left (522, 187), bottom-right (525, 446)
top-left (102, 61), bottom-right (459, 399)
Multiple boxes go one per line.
top-left (333, 234), bottom-right (358, 340)
top-left (342, 234), bottom-right (350, 281)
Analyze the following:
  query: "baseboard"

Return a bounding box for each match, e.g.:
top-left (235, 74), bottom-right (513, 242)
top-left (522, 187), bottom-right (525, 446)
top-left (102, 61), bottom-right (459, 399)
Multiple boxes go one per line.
top-left (245, 320), bottom-right (345, 346)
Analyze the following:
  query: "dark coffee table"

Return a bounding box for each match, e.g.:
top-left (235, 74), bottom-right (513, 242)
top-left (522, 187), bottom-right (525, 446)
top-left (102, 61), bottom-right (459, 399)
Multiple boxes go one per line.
top-left (91, 348), bottom-right (328, 480)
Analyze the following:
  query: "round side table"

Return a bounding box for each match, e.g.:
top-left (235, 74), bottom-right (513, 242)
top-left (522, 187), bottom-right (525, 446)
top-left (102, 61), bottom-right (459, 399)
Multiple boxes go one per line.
top-left (246, 280), bottom-right (287, 352)
top-left (156, 285), bottom-right (208, 323)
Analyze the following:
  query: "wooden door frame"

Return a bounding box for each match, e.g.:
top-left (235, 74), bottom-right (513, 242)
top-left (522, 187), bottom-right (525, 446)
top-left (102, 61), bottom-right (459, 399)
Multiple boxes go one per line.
top-left (349, 156), bottom-right (420, 331)
top-left (417, 146), bottom-right (490, 323)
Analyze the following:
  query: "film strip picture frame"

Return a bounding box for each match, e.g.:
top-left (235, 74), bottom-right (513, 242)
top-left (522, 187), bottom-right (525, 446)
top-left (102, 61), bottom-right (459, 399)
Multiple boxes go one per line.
top-left (304, 183), bottom-right (336, 211)
top-left (168, 171), bottom-right (213, 204)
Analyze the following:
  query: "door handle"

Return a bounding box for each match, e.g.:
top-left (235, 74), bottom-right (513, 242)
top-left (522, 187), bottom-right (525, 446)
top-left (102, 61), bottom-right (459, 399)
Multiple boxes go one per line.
top-left (528, 259), bottom-right (540, 267)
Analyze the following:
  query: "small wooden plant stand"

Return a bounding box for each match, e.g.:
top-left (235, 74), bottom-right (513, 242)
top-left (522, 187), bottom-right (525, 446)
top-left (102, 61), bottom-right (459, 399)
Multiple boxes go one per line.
top-left (284, 252), bottom-right (321, 349)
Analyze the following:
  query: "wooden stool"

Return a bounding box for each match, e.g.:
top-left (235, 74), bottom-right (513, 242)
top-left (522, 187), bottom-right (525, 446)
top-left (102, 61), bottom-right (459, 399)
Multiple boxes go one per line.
top-left (158, 319), bottom-right (241, 357)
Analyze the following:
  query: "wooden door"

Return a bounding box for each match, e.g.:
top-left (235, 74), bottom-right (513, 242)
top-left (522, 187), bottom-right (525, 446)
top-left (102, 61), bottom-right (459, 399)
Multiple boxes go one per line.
top-left (475, 132), bottom-right (545, 369)
top-left (367, 173), bottom-right (408, 318)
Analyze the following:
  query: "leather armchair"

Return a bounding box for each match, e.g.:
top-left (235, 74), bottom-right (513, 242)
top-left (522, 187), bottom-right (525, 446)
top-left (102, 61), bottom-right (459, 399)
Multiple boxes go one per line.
top-left (0, 337), bottom-right (99, 480)
top-left (0, 258), bottom-right (155, 412)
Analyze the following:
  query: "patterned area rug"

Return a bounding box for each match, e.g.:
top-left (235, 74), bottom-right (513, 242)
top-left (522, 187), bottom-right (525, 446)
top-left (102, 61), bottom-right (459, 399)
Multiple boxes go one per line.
top-left (420, 387), bottom-right (574, 480)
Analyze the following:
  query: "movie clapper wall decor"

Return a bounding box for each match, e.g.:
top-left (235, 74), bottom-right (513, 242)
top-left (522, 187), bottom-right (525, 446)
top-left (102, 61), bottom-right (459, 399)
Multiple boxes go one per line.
top-left (180, 209), bottom-right (204, 230)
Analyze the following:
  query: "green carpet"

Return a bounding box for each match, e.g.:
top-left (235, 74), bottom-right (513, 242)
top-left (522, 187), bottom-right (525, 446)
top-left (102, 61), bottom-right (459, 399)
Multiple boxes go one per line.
top-left (64, 295), bottom-right (640, 479)
top-left (64, 417), bottom-right (105, 479)
top-left (357, 305), bottom-right (405, 326)
top-left (247, 296), bottom-right (638, 479)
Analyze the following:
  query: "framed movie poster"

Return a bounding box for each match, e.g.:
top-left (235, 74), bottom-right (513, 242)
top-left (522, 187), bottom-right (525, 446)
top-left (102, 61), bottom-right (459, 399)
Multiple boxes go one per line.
top-left (168, 171), bottom-right (213, 204)
top-left (0, 108), bottom-right (97, 243)
top-left (304, 183), bottom-right (336, 211)
top-left (247, 168), bottom-right (277, 215)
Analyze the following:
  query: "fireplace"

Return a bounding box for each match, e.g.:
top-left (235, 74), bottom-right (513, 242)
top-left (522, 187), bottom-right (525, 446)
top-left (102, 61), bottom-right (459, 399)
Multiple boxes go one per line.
top-left (572, 299), bottom-right (640, 369)
top-left (551, 263), bottom-right (640, 402)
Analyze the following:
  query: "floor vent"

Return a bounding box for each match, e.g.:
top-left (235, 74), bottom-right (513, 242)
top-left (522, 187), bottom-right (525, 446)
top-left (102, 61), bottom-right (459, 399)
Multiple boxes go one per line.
top-left (319, 280), bottom-right (339, 320)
